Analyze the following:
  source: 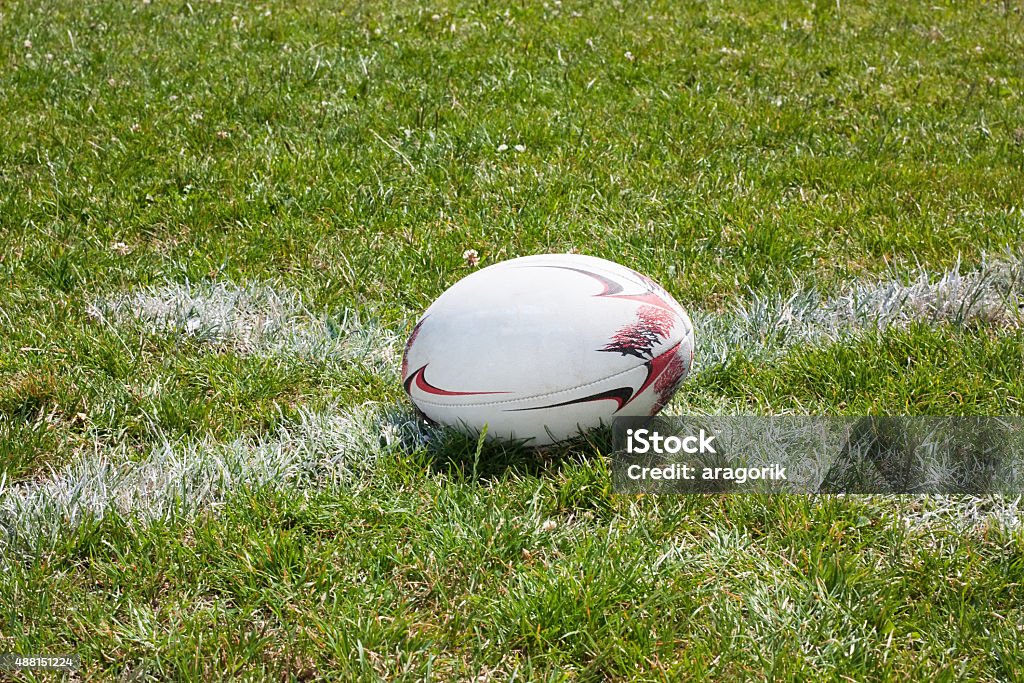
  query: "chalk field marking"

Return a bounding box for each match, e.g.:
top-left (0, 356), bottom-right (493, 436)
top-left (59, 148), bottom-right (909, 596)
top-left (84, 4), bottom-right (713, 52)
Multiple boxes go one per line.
top-left (86, 280), bottom-right (402, 373)
top-left (0, 405), bottom-right (425, 561)
top-left (694, 255), bottom-right (1023, 370)
top-left (2, 257), bottom-right (1022, 561)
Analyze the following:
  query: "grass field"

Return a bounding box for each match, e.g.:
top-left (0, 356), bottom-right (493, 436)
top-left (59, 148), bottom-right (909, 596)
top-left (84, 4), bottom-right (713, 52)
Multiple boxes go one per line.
top-left (2, 0), bottom-right (1023, 679)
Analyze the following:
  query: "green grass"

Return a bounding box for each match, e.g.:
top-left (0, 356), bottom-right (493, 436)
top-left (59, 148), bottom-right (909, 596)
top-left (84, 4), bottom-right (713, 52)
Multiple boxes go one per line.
top-left (1, 0), bottom-right (1023, 679)
top-left (694, 323), bottom-right (1024, 414)
top-left (5, 469), bottom-right (1023, 680)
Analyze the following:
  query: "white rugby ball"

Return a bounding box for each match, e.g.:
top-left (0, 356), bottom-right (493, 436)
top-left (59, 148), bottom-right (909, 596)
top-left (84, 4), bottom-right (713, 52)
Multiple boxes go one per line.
top-left (401, 254), bottom-right (695, 445)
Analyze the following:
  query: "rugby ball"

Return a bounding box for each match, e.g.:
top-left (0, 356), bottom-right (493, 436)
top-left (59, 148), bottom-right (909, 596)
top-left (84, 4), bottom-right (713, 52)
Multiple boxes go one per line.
top-left (401, 254), bottom-right (695, 445)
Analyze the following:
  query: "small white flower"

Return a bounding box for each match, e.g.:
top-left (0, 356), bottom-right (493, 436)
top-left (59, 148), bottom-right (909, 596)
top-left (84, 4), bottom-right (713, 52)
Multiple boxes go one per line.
top-left (23, 39), bottom-right (32, 49)
top-left (462, 249), bottom-right (480, 267)
top-left (130, 123), bottom-right (142, 132)
top-left (541, 519), bottom-right (557, 532)
top-left (431, 13), bottom-right (441, 21)
top-left (216, 130), bottom-right (229, 139)
top-left (497, 143), bottom-right (508, 152)
top-left (513, 144), bottom-right (525, 152)
top-left (45, 53), bottom-right (53, 61)
top-left (624, 51), bottom-right (634, 61)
